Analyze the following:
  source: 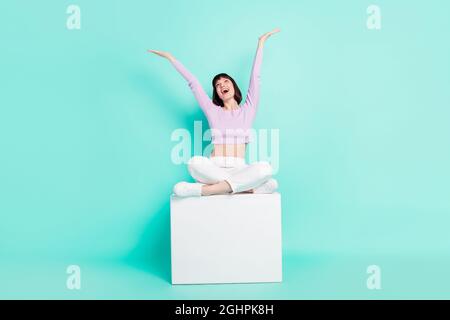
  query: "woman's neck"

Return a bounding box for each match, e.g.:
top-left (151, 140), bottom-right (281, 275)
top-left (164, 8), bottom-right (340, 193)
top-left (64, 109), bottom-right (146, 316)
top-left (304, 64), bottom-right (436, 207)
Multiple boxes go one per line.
top-left (223, 99), bottom-right (239, 111)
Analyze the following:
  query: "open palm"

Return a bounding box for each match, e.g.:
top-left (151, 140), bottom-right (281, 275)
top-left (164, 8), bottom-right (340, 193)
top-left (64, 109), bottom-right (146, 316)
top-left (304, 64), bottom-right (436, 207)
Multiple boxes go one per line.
top-left (259, 28), bottom-right (281, 43)
top-left (147, 49), bottom-right (173, 61)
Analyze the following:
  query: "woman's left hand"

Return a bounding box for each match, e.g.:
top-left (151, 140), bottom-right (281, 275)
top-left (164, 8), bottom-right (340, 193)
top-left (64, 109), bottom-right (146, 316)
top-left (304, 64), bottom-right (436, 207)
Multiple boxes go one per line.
top-left (258, 28), bottom-right (281, 45)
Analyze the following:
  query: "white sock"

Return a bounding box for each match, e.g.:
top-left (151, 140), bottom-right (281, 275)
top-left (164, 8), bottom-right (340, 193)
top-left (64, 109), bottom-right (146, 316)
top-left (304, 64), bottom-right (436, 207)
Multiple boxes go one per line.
top-left (173, 181), bottom-right (204, 197)
top-left (253, 178), bottom-right (278, 194)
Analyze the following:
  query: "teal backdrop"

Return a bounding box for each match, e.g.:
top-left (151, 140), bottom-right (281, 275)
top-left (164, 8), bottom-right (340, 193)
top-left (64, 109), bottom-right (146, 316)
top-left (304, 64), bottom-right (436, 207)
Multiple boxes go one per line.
top-left (1, 0), bottom-right (449, 299)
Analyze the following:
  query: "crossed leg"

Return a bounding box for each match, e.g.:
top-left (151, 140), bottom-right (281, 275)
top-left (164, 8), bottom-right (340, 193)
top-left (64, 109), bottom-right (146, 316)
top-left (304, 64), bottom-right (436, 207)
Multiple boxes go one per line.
top-left (187, 156), bottom-right (273, 196)
top-left (187, 156), bottom-right (233, 195)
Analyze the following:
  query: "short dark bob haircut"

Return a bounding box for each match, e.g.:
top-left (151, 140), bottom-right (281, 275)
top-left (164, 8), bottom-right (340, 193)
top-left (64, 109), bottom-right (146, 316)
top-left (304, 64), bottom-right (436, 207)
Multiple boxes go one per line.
top-left (211, 73), bottom-right (242, 107)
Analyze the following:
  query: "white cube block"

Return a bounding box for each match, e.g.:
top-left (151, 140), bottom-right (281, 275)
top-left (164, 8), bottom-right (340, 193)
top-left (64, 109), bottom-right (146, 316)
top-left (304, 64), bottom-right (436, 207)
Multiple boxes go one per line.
top-left (170, 192), bottom-right (282, 285)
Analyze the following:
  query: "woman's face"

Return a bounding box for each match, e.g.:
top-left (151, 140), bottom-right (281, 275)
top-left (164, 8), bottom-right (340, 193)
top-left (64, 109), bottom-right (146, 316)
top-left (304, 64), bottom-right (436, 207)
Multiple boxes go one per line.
top-left (214, 77), bottom-right (235, 101)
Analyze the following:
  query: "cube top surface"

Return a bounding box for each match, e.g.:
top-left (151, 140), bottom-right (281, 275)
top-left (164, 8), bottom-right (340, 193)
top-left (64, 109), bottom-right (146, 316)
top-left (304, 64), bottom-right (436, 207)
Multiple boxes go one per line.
top-left (171, 192), bottom-right (280, 200)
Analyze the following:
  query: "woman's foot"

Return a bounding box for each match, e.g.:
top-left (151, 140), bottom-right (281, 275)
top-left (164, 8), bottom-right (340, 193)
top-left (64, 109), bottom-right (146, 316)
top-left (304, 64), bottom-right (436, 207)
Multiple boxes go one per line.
top-left (201, 180), bottom-right (233, 196)
top-left (252, 178), bottom-right (278, 194)
top-left (173, 181), bottom-right (204, 197)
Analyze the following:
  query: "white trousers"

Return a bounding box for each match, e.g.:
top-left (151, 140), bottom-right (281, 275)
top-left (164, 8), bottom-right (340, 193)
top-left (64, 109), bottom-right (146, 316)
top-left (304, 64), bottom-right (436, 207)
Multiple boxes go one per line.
top-left (187, 156), bottom-right (273, 194)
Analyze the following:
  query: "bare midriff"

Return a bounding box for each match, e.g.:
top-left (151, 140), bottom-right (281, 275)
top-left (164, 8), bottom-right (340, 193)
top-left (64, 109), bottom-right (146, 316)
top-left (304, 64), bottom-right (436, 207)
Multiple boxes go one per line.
top-left (210, 143), bottom-right (247, 159)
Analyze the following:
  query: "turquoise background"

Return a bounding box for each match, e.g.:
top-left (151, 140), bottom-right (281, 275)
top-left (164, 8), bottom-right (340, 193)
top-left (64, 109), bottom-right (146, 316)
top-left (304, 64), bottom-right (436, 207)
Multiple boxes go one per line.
top-left (1, 0), bottom-right (449, 299)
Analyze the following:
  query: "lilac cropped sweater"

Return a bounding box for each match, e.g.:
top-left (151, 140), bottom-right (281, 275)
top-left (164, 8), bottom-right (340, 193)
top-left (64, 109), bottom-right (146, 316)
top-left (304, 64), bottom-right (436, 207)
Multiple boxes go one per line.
top-left (170, 46), bottom-right (263, 144)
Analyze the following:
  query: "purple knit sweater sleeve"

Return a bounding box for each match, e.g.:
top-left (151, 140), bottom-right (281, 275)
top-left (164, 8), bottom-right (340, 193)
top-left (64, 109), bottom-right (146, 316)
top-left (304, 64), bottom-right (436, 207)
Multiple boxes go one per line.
top-left (244, 45), bottom-right (264, 111)
top-left (170, 58), bottom-right (216, 118)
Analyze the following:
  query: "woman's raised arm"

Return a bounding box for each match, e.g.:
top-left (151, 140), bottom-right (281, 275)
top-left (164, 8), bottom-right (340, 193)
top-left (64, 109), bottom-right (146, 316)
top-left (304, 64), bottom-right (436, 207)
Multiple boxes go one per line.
top-left (244, 28), bottom-right (281, 110)
top-left (147, 50), bottom-right (214, 115)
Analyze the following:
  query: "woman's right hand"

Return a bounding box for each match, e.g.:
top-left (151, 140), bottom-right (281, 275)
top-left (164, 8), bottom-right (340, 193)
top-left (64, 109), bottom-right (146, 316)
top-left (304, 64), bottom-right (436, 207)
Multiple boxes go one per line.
top-left (147, 49), bottom-right (174, 62)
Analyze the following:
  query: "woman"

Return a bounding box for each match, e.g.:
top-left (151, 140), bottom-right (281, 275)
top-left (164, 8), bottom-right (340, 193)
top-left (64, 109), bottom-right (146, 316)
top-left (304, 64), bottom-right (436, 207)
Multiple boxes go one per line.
top-left (148, 28), bottom-right (280, 197)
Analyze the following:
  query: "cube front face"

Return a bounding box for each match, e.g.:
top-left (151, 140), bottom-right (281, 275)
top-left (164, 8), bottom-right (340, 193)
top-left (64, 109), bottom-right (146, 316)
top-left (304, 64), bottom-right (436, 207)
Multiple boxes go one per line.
top-left (170, 193), bottom-right (282, 285)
